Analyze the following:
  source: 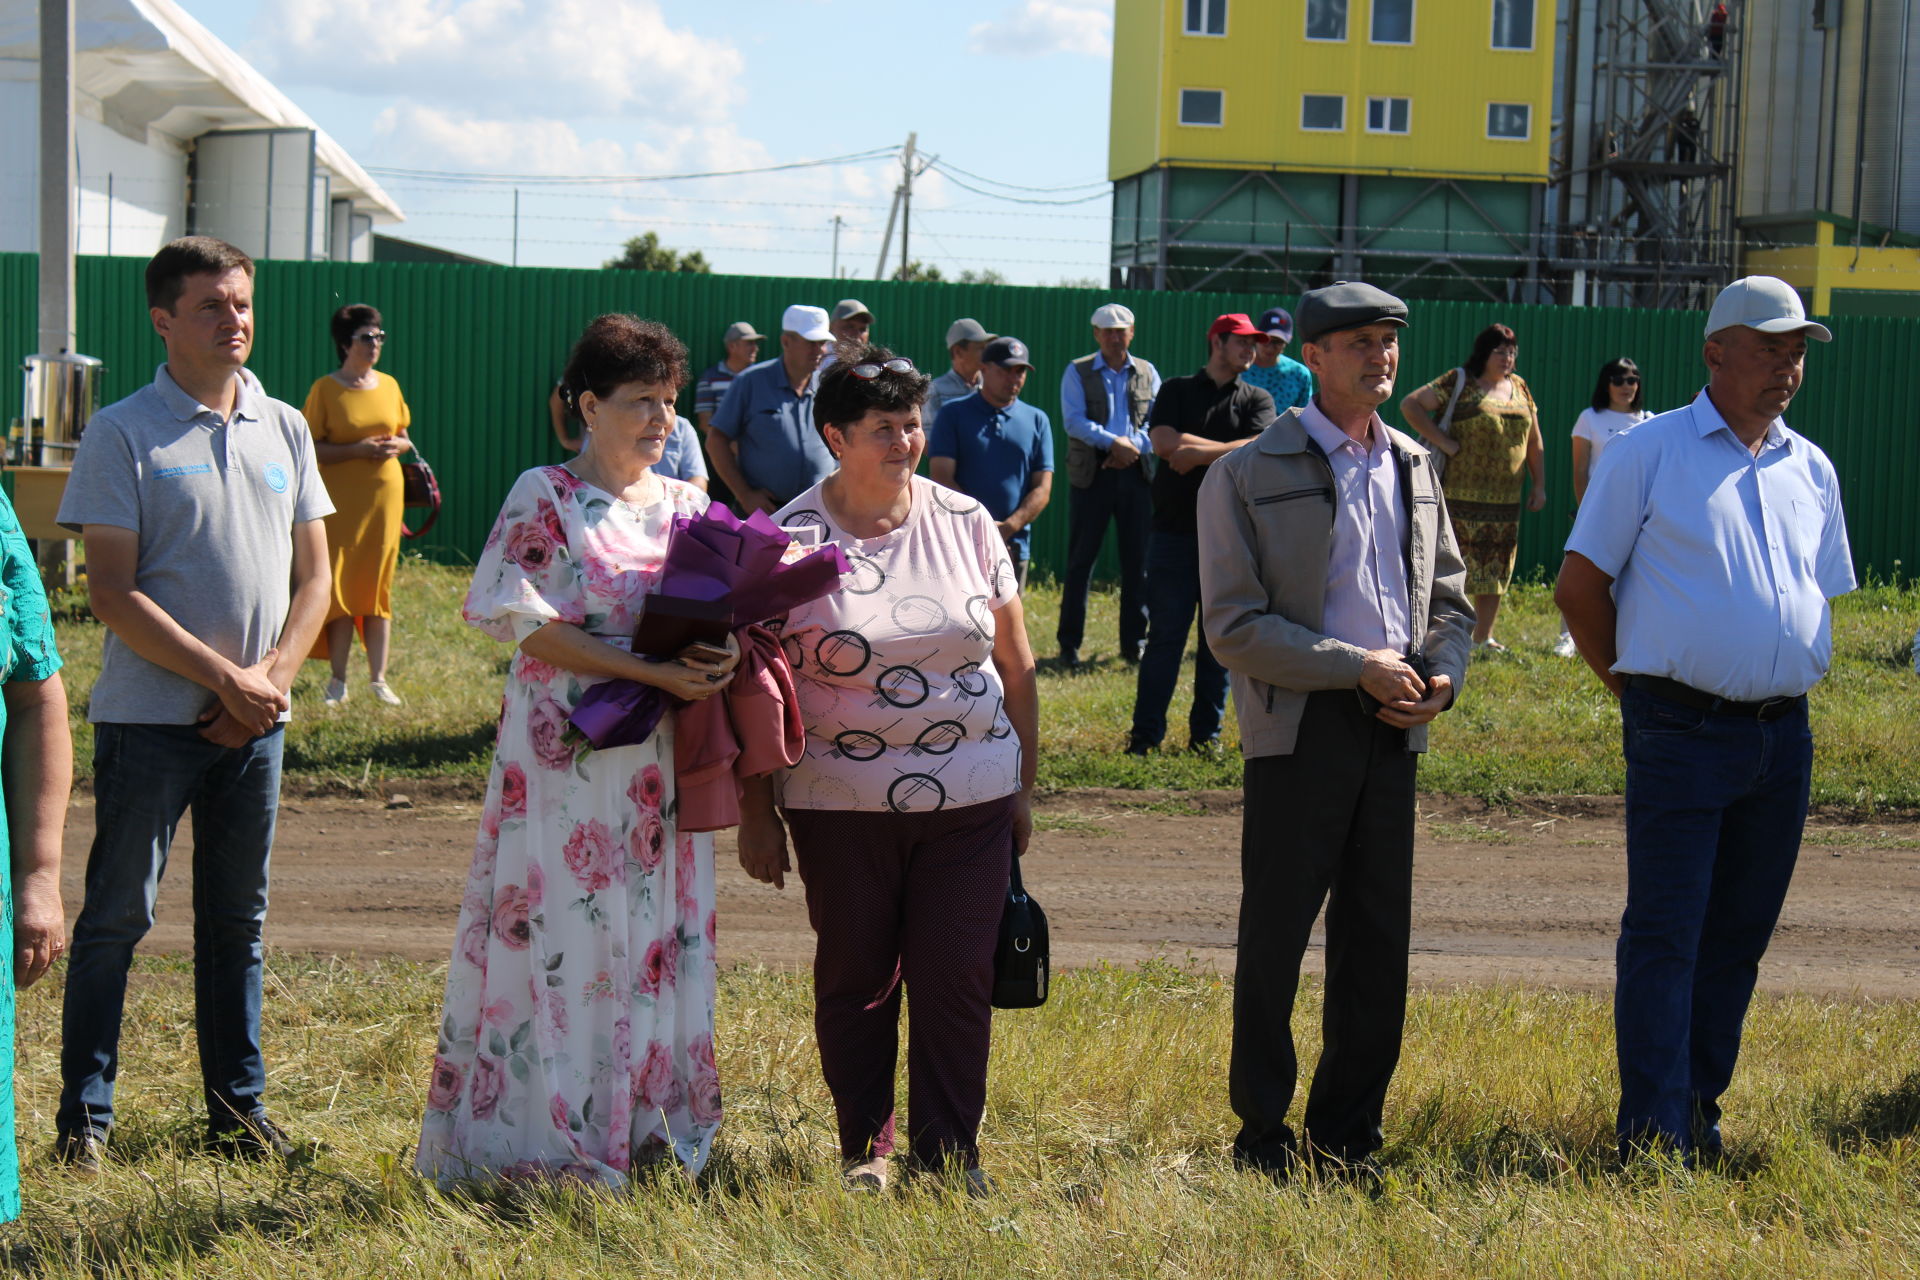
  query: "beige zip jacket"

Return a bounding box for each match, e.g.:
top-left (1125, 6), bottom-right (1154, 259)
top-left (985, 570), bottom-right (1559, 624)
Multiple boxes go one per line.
top-left (1197, 406), bottom-right (1474, 757)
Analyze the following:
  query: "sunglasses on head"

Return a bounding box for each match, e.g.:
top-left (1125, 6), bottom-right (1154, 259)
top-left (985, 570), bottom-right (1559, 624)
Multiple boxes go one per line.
top-left (1609, 374), bottom-right (1640, 386)
top-left (849, 357), bottom-right (914, 380)
top-left (353, 330), bottom-right (388, 344)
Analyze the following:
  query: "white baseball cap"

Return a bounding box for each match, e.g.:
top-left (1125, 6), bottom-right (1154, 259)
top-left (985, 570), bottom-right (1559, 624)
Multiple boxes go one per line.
top-left (1704, 276), bottom-right (1833, 343)
top-left (781, 304), bottom-right (834, 342)
top-left (1090, 303), bottom-right (1135, 329)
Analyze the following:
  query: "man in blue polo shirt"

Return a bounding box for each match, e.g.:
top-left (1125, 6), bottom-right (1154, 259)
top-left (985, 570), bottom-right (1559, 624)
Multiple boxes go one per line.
top-left (928, 336), bottom-right (1054, 590)
top-left (54, 236), bottom-right (334, 1168)
top-left (706, 304), bottom-right (836, 514)
top-left (1557, 275), bottom-right (1855, 1165)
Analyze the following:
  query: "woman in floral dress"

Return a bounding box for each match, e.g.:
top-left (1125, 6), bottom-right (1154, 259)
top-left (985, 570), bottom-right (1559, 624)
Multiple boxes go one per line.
top-left (418, 315), bottom-right (739, 1185)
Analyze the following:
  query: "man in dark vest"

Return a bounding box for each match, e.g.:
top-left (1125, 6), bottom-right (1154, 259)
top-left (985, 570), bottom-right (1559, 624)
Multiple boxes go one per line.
top-left (1055, 303), bottom-right (1160, 668)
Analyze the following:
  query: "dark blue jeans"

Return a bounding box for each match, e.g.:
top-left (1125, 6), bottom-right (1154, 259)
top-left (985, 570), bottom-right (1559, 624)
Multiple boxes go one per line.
top-left (58, 722), bottom-right (284, 1137)
top-left (1614, 684), bottom-right (1811, 1157)
top-left (1057, 465), bottom-right (1151, 660)
top-left (1129, 531), bottom-right (1229, 748)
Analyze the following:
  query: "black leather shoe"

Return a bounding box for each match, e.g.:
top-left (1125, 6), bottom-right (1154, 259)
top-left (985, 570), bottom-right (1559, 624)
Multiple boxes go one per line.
top-left (208, 1112), bottom-right (303, 1162)
top-left (1057, 648), bottom-right (1081, 670)
top-left (1124, 737), bottom-right (1155, 756)
top-left (52, 1129), bottom-right (109, 1173)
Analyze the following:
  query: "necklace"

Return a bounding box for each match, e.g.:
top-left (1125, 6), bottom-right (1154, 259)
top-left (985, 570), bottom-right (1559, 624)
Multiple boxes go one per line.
top-left (569, 453), bottom-right (659, 508)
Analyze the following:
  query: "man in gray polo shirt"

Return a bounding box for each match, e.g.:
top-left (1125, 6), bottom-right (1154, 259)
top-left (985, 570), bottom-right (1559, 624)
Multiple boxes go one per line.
top-left (53, 236), bottom-right (333, 1168)
top-left (706, 304), bottom-right (837, 514)
top-left (926, 318), bottom-right (993, 423)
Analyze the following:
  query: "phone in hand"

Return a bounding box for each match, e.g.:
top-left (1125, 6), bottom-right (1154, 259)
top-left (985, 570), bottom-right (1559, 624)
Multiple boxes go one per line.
top-left (1356, 651), bottom-right (1431, 717)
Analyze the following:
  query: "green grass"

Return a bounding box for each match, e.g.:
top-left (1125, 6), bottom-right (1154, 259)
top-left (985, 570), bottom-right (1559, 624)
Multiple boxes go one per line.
top-left (8, 956), bottom-right (1920, 1277)
top-left (50, 564), bottom-right (1920, 810)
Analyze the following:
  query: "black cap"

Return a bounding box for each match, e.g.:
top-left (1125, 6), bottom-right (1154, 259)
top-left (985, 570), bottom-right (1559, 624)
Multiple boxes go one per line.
top-left (981, 336), bottom-right (1033, 369)
top-left (1295, 282), bottom-right (1409, 346)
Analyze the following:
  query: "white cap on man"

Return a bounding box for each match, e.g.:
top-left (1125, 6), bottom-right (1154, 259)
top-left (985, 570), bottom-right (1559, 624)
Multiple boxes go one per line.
top-left (781, 304), bottom-right (834, 342)
top-left (1704, 276), bottom-right (1833, 343)
top-left (1090, 303), bottom-right (1135, 329)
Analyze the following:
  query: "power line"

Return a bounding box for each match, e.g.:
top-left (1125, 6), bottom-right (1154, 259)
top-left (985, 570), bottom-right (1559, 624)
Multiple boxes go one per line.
top-left (927, 161), bottom-right (1112, 206)
top-left (929, 158), bottom-right (1109, 194)
top-left (361, 147), bottom-right (900, 187)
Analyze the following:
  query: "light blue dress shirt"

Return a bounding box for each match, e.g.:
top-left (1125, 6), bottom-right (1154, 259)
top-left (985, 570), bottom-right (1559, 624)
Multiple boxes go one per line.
top-left (1058, 354), bottom-right (1161, 451)
top-left (1300, 403), bottom-right (1411, 655)
top-left (1567, 390), bottom-right (1855, 701)
top-left (656, 415), bottom-right (708, 485)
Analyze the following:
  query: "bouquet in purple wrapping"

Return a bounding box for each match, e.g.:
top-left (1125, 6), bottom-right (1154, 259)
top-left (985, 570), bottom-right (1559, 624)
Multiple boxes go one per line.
top-left (569, 505), bottom-right (847, 749)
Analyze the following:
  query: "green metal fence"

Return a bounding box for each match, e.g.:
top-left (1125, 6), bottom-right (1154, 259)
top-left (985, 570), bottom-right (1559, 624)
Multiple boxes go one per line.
top-left (5, 253), bottom-right (1916, 583)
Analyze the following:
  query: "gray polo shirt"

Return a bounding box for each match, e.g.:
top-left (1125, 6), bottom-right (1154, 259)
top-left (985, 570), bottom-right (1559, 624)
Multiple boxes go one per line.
top-left (58, 365), bottom-right (334, 724)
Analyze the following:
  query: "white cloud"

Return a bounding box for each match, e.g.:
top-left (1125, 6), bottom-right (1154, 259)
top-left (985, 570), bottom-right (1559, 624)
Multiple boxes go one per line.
top-left (255, 0), bottom-right (744, 123)
top-left (966, 1), bottom-right (1112, 58)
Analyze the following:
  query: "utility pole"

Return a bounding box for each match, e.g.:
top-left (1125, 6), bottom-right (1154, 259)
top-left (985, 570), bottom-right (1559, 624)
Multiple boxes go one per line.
top-left (38, 0), bottom-right (74, 356)
top-left (873, 132), bottom-right (913, 281)
top-left (830, 214), bottom-right (844, 278)
top-left (897, 133), bottom-right (916, 281)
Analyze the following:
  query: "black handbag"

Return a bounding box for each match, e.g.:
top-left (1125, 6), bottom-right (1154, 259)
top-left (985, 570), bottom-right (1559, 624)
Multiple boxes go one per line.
top-left (399, 438), bottom-right (441, 539)
top-left (991, 849), bottom-right (1049, 1009)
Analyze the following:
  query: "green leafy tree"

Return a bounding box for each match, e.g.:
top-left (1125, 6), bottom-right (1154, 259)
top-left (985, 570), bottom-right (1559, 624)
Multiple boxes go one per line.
top-left (958, 268), bottom-right (1008, 285)
top-left (604, 231), bottom-right (711, 273)
top-left (895, 260), bottom-right (944, 283)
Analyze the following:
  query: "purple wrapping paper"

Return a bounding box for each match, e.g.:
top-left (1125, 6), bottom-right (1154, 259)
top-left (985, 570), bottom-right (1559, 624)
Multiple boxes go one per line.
top-left (566, 506), bottom-right (850, 750)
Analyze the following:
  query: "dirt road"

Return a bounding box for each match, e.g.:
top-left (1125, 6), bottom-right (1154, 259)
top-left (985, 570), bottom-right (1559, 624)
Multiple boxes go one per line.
top-left (54, 787), bottom-right (1920, 998)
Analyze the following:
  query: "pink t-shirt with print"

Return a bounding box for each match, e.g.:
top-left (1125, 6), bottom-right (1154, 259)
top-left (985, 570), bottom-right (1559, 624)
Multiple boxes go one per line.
top-left (773, 474), bottom-right (1021, 813)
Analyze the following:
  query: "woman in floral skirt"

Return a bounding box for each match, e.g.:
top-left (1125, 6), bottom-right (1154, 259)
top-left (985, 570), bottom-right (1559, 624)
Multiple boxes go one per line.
top-left (417, 315), bottom-right (739, 1185)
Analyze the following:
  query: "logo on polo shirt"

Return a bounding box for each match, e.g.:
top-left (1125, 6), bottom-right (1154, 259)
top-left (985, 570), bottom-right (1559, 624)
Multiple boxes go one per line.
top-left (263, 462), bottom-right (289, 493)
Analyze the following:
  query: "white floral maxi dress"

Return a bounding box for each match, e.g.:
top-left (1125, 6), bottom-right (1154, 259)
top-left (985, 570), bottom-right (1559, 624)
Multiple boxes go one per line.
top-left (417, 465), bottom-right (722, 1185)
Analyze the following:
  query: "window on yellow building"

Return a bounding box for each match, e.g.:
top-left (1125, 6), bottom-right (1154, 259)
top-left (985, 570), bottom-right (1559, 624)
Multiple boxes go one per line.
top-left (1181, 89), bottom-right (1226, 127)
top-left (1491, 0), bottom-right (1534, 50)
top-left (1367, 97), bottom-right (1411, 134)
top-left (1185, 0), bottom-right (1227, 36)
top-left (1307, 0), bottom-right (1348, 41)
top-left (1302, 94), bottom-right (1346, 132)
top-left (1487, 102), bottom-right (1531, 139)
top-left (1371, 0), bottom-right (1414, 44)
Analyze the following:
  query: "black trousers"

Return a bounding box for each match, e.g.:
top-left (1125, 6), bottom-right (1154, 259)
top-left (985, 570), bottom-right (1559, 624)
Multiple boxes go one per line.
top-left (1230, 691), bottom-right (1417, 1168)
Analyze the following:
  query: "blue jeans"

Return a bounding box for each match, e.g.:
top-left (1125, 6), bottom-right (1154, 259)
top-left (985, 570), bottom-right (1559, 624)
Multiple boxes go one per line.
top-left (1614, 684), bottom-right (1811, 1157)
top-left (1057, 465), bottom-right (1151, 659)
top-left (1129, 531), bottom-right (1229, 748)
top-left (58, 722), bottom-right (284, 1137)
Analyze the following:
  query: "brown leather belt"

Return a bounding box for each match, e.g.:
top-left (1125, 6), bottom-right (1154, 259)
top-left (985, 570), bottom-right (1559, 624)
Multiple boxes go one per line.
top-left (1624, 674), bottom-right (1803, 722)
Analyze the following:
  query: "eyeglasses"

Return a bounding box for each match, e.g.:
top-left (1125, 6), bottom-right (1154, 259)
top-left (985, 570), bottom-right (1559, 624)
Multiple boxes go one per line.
top-left (849, 358), bottom-right (914, 379)
top-left (1608, 374), bottom-right (1640, 386)
top-left (353, 330), bottom-right (388, 345)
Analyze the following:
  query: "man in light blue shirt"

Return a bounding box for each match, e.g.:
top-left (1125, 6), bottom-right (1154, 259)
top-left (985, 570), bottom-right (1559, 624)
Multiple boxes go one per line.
top-left (706, 304), bottom-right (836, 513)
top-left (1557, 275), bottom-right (1855, 1165)
top-left (656, 415), bottom-right (709, 491)
top-left (1056, 303), bottom-right (1160, 667)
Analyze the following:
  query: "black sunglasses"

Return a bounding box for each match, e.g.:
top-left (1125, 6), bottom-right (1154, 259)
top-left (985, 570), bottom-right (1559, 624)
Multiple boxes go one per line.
top-left (353, 330), bottom-right (388, 344)
top-left (849, 358), bottom-right (914, 379)
top-left (1608, 374), bottom-right (1640, 386)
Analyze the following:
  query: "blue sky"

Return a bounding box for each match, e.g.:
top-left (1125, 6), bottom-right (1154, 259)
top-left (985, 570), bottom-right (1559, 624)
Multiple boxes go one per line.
top-left (184, 0), bottom-right (1117, 283)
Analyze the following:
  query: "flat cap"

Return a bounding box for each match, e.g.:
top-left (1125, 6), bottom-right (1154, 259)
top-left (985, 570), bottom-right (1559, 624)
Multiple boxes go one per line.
top-left (1295, 281), bottom-right (1409, 345)
top-left (1090, 303), bottom-right (1135, 328)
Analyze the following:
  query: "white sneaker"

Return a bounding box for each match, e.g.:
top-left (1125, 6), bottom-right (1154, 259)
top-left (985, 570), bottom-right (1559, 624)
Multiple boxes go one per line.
top-left (323, 678), bottom-right (349, 706)
top-left (369, 680), bottom-right (403, 707)
top-left (1552, 633), bottom-right (1579, 658)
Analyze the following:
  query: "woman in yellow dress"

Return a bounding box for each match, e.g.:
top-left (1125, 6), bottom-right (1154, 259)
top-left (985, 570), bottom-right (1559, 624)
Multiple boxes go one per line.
top-left (1399, 323), bottom-right (1546, 653)
top-left (305, 303), bottom-right (413, 705)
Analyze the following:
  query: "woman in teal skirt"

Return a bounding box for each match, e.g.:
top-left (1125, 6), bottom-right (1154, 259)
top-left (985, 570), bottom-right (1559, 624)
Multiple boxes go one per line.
top-left (0, 489), bottom-right (72, 1219)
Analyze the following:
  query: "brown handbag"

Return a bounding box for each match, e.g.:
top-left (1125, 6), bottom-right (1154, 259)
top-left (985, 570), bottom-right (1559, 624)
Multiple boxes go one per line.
top-left (399, 438), bottom-right (441, 538)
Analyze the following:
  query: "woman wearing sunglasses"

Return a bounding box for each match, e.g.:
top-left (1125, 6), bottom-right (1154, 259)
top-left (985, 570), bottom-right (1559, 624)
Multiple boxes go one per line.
top-left (735, 345), bottom-right (1039, 1196)
top-left (1553, 357), bottom-right (1652, 656)
top-left (304, 303), bottom-right (414, 706)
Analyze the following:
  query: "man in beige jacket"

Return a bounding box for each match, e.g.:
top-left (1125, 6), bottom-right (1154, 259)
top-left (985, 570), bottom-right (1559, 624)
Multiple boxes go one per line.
top-left (1198, 281), bottom-right (1473, 1178)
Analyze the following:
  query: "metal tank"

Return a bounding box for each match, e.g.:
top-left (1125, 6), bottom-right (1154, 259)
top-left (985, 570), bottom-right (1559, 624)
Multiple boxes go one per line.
top-left (19, 352), bottom-right (104, 466)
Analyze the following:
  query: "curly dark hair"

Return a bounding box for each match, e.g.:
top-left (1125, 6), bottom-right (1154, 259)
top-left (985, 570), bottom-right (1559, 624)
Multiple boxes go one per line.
top-left (813, 343), bottom-right (930, 444)
top-left (560, 314), bottom-right (690, 414)
top-left (330, 303), bottom-right (382, 364)
top-left (1588, 356), bottom-right (1645, 412)
top-left (1463, 323), bottom-right (1518, 378)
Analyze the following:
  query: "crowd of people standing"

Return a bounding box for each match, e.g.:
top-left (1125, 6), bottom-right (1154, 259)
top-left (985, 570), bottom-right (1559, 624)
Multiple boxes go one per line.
top-left (0, 230), bottom-right (1865, 1214)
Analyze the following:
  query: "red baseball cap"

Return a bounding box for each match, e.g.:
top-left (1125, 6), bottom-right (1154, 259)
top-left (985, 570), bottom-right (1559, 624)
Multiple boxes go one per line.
top-left (1207, 313), bottom-right (1263, 340)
